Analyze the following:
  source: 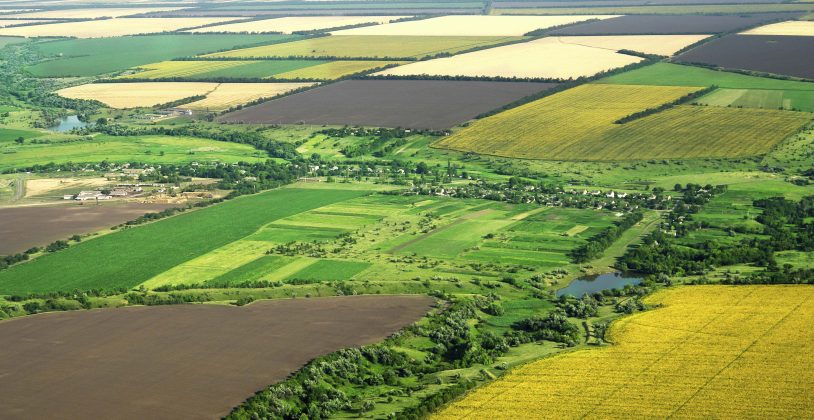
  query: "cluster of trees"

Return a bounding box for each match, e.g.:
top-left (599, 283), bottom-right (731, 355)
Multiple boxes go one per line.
top-left (570, 211), bottom-right (644, 263)
top-left (509, 311), bottom-right (582, 347)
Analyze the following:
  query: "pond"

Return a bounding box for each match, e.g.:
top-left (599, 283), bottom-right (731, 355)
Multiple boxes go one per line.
top-left (49, 115), bottom-right (89, 132)
top-left (556, 272), bottom-right (642, 297)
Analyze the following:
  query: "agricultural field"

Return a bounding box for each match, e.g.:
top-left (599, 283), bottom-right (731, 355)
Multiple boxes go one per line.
top-left (204, 35), bottom-right (523, 59)
top-left (189, 15), bottom-right (408, 34)
top-left (741, 19), bottom-right (814, 35)
top-left (436, 285), bottom-right (814, 419)
top-left (598, 62), bottom-right (814, 90)
top-left (271, 60), bottom-right (407, 80)
top-left (219, 79), bottom-right (556, 129)
top-left (0, 19), bottom-right (46, 27)
top-left (695, 88), bottom-right (814, 112)
top-left (331, 15), bottom-right (618, 36)
top-left (548, 12), bottom-right (803, 35)
top-left (56, 82), bottom-right (219, 108)
top-left (27, 34), bottom-right (298, 77)
top-left (435, 84), bottom-right (811, 160)
top-left (0, 133), bottom-right (268, 171)
top-left (553, 34), bottom-right (710, 56)
top-left (0, 295), bottom-right (433, 419)
top-left (376, 37), bottom-right (641, 79)
top-left (0, 188), bottom-right (369, 294)
top-left (119, 60), bottom-right (326, 80)
top-left (0, 17), bottom-right (241, 38)
top-left (5, 7), bottom-right (183, 19)
top-left (675, 35), bottom-right (814, 80)
top-left (182, 82), bottom-right (315, 111)
top-left (493, 3), bottom-right (814, 14)
top-left (0, 35), bottom-right (26, 48)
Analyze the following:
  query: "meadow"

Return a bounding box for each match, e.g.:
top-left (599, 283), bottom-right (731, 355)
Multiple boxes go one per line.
top-left (435, 285), bottom-right (814, 419)
top-left (0, 188), bottom-right (369, 294)
top-left (0, 134), bottom-right (268, 171)
top-left (437, 83), bottom-right (812, 160)
top-left (120, 60), bottom-right (325, 80)
top-left (27, 34), bottom-right (300, 77)
top-left (376, 37), bottom-right (642, 79)
top-left (204, 35), bottom-right (524, 59)
top-left (0, 17), bottom-right (241, 38)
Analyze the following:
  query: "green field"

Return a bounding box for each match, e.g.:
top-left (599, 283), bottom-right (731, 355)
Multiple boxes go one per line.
top-left (285, 259), bottom-right (371, 282)
top-left (204, 35), bottom-right (524, 59)
top-left (0, 36), bottom-right (26, 49)
top-left (695, 89), bottom-right (814, 113)
top-left (26, 34), bottom-right (300, 77)
top-left (120, 59), bottom-right (326, 80)
top-left (0, 134), bottom-right (268, 171)
top-left (0, 188), bottom-right (369, 294)
top-left (598, 63), bottom-right (814, 91)
top-left (0, 127), bottom-right (43, 142)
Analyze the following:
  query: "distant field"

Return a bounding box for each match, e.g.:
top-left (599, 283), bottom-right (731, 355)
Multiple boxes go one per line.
top-left (120, 60), bottom-right (325, 79)
top-left (27, 34), bottom-right (298, 77)
top-left (0, 17), bottom-right (240, 38)
top-left (436, 285), bottom-right (814, 419)
top-left (0, 134), bottom-right (267, 171)
top-left (183, 82), bottom-right (315, 111)
top-left (548, 13), bottom-right (803, 35)
top-left (675, 35), bottom-right (814, 80)
top-left (6, 7), bottom-right (182, 19)
top-left (219, 79), bottom-right (556, 130)
top-left (376, 37), bottom-right (640, 79)
top-left (493, 3), bottom-right (814, 14)
top-left (0, 35), bottom-right (26, 48)
top-left (0, 19), bottom-right (46, 27)
top-left (189, 16), bottom-right (406, 34)
top-left (597, 62), bottom-right (814, 90)
top-left (436, 84), bottom-right (811, 160)
top-left (696, 88), bottom-right (814, 112)
top-left (741, 20), bottom-right (814, 36)
top-left (554, 34), bottom-right (710, 56)
top-left (0, 188), bottom-right (369, 294)
top-left (204, 35), bottom-right (523, 59)
top-left (57, 82), bottom-right (219, 108)
top-left (331, 15), bottom-right (617, 36)
top-left (0, 126), bottom-right (43, 142)
top-left (272, 60), bottom-right (406, 80)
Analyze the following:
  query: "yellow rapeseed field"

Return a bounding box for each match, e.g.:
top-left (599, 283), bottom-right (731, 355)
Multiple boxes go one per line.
top-left (183, 82), bottom-right (315, 111)
top-left (57, 82), bottom-right (219, 108)
top-left (331, 15), bottom-right (618, 36)
top-left (0, 17), bottom-right (238, 38)
top-left (6, 7), bottom-right (183, 19)
top-left (555, 35), bottom-right (711, 56)
top-left (375, 37), bottom-right (642, 79)
top-left (436, 84), bottom-right (811, 160)
top-left (436, 285), bottom-right (814, 419)
top-left (740, 20), bottom-right (814, 36)
top-left (189, 16), bottom-right (407, 34)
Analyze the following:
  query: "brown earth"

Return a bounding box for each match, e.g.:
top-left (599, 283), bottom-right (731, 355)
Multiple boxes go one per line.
top-left (548, 13), bottom-right (802, 35)
top-left (0, 295), bottom-right (435, 420)
top-left (0, 203), bottom-right (176, 254)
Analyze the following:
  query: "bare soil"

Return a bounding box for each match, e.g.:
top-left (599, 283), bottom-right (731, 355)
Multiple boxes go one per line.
top-left (0, 295), bottom-right (434, 420)
top-left (0, 203), bottom-right (176, 254)
top-left (549, 13), bottom-right (801, 35)
top-left (219, 80), bottom-right (556, 130)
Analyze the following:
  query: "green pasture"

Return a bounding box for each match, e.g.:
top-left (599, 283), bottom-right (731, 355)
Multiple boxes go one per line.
top-left (0, 127), bottom-right (44, 142)
top-left (26, 34), bottom-right (300, 77)
top-left (0, 188), bottom-right (369, 294)
top-left (0, 134), bottom-right (267, 171)
top-left (285, 259), bottom-right (371, 282)
top-left (598, 63), bottom-right (814, 91)
top-left (695, 88), bottom-right (814, 112)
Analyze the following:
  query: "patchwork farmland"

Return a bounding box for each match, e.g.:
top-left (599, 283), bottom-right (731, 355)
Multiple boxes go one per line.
top-left (120, 59), bottom-right (403, 80)
top-left (219, 79), bottom-right (557, 129)
top-left (331, 15), bottom-right (619, 36)
top-left (188, 16), bottom-right (408, 34)
top-left (548, 12), bottom-right (803, 34)
top-left (0, 17), bottom-right (242, 38)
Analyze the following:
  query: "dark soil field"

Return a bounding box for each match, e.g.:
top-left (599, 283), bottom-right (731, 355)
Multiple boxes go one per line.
top-left (496, 0), bottom-right (788, 6)
top-left (219, 80), bottom-right (556, 130)
top-left (548, 13), bottom-right (801, 35)
top-left (149, 8), bottom-right (479, 17)
top-left (0, 203), bottom-right (176, 255)
top-left (0, 295), bottom-right (434, 420)
top-left (675, 35), bottom-right (814, 79)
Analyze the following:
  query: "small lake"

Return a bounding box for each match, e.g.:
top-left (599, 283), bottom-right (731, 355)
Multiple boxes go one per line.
top-left (49, 115), bottom-right (89, 132)
top-left (556, 272), bottom-right (642, 297)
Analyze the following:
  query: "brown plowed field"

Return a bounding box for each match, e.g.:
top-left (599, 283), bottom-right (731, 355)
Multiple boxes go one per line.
top-left (0, 203), bottom-right (176, 254)
top-left (0, 295), bottom-right (434, 420)
top-left (219, 80), bottom-right (556, 130)
top-left (548, 13), bottom-right (801, 35)
top-left (676, 34), bottom-right (814, 79)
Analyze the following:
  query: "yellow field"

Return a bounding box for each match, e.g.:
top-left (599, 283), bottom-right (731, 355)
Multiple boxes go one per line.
top-left (0, 17), bottom-right (238, 38)
top-left (331, 15), bottom-right (618, 36)
top-left (6, 7), bottom-right (182, 19)
top-left (436, 84), bottom-right (811, 160)
top-left (0, 19), bottom-right (44, 27)
top-left (741, 20), bottom-right (814, 36)
top-left (436, 285), bottom-right (814, 419)
top-left (57, 82), bottom-right (218, 108)
top-left (272, 60), bottom-right (406, 80)
top-left (183, 82), bottom-right (315, 111)
top-left (203, 35), bottom-right (523, 59)
top-left (119, 60), bottom-right (250, 79)
top-left (377, 37), bottom-right (642, 79)
top-left (555, 35), bottom-right (711, 56)
top-left (189, 16), bottom-right (407, 34)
